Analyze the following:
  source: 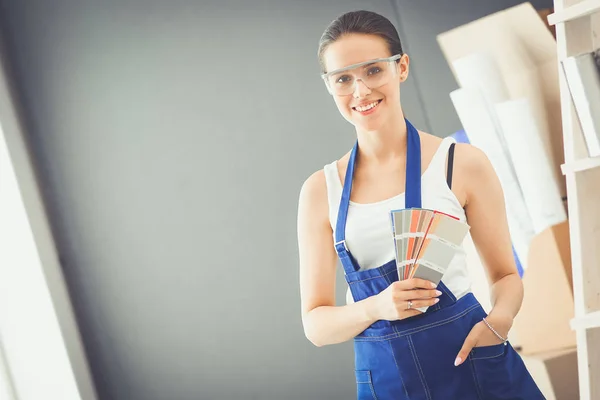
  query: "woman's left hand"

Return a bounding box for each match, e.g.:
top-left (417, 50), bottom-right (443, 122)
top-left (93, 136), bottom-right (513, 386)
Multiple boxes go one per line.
top-left (454, 313), bottom-right (513, 367)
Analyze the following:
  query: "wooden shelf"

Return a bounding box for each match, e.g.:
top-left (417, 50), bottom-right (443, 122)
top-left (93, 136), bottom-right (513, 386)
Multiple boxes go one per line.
top-left (561, 156), bottom-right (600, 174)
top-left (571, 311), bottom-right (600, 330)
top-left (548, 0), bottom-right (600, 25)
top-left (554, 0), bottom-right (600, 397)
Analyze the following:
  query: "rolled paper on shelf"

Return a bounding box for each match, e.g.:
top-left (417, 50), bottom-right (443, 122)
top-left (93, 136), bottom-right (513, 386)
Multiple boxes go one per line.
top-left (495, 98), bottom-right (567, 234)
top-left (450, 87), bottom-right (535, 271)
top-left (452, 52), bottom-right (510, 104)
top-left (451, 129), bottom-right (524, 277)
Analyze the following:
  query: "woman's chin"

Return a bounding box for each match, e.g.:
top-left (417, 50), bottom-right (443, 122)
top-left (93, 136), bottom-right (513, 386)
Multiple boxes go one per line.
top-left (353, 119), bottom-right (384, 133)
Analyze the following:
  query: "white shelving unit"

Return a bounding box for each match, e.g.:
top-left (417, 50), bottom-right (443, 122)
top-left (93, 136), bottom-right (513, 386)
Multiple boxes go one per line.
top-left (560, 155), bottom-right (600, 174)
top-left (549, 0), bottom-right (600, 23)
top-left (549, 1), bottom-right (600, 399)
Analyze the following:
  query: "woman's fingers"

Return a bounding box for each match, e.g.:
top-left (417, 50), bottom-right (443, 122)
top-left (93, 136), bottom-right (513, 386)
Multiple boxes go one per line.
top-left (396, 288), bottom-right (442, 300)
top-left (397, 278), bottom-right (437, 290)
top-left (405, 298), bottom-right (440, 310)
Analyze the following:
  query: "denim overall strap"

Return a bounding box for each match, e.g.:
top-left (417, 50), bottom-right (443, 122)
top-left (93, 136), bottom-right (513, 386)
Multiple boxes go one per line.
top-left (334, 140), bottom-right (359, 275)
top-left (334, 118), bottom-right (422, 275)
top-left (404, 118), bottom-right (422, 209)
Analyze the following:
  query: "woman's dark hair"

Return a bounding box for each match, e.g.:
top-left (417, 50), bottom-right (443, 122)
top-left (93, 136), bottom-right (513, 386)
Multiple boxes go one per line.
top-left (318, 10), bottom-right (404, 73)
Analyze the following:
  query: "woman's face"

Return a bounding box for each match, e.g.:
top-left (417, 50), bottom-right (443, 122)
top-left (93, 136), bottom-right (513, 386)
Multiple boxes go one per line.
top-left (322, 33), bottom-right (409, 132)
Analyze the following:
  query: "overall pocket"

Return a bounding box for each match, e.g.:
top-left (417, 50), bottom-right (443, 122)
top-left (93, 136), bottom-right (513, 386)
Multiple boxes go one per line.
top-left (469, 342), bottom-right (511, 398)
top-left (403, 301), bottom-right (485, 398)
top-left (470, 342), bottom-right (507, 361)
top-left (355, 370), bottom-right (378, 400)
top-left (469, 342), bottom-right (544, 399)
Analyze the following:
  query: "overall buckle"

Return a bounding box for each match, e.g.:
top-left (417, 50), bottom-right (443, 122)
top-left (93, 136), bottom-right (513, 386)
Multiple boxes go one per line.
top-left (334, 239), bottom-right (349, 253)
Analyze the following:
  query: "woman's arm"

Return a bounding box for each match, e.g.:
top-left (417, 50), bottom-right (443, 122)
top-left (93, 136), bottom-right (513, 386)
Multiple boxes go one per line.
top-left (453, 144), bottom-right (523, 365)
top-left (297, 170), bottom-right (379, 346)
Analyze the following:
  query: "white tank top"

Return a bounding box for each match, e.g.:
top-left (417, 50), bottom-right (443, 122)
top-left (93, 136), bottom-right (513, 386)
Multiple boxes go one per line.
top-left (323, 137), bottom-right (472, 304)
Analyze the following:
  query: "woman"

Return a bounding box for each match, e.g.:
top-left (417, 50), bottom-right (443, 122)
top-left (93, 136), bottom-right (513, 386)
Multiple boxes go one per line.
top-left (297, 10), bottom-right (544, 400)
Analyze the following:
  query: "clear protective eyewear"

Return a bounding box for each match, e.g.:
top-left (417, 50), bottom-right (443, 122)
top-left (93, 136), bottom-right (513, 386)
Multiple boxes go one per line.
top-left (321, 54), bottom-right (402, 96)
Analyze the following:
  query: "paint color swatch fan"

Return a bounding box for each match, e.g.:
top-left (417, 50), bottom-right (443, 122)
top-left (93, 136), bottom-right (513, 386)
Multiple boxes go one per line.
top-left (390, 208), bottom-right (470, 287)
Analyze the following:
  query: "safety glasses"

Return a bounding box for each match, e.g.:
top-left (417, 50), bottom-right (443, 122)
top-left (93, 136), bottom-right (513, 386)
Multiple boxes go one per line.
top-left (321, 54), bottom-right (402, 96)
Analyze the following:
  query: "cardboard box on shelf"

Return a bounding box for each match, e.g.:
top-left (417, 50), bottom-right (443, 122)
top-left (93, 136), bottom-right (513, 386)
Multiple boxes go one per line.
top-left (537, 8), bottom-right (556, 39)
top-left (464, 221), bottom-right (574, 353)
top-left (513, 221), bottom-right (575, 355)
top-left (521, 347), bottom-right (579, 400)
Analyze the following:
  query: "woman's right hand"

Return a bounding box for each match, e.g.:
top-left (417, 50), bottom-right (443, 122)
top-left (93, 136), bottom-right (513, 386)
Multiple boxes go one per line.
top-left (370, 278), bottom-right (442, 321)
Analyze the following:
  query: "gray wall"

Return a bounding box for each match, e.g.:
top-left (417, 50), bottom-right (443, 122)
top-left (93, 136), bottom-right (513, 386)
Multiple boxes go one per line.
top-left (0, 1), bottom-right (552, 399)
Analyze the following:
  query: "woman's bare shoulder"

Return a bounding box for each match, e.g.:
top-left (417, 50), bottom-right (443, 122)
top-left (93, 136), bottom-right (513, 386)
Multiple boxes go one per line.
top-left (453, 143), bottom-right (491, 174)
top-left (452, 143), bottom-right (497, 207)
top-left (298, 149), bottom-right (352, 219)
top-left (300, 168), bottom-right (327, 200)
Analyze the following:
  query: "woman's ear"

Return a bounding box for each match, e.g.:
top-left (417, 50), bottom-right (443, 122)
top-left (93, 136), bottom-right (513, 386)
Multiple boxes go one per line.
top-left (398, 53), bottom-right (410, 82)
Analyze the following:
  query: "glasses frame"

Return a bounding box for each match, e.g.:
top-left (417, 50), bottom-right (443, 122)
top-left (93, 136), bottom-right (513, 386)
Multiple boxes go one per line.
top-left (321, 54), bottom-right (403, 95)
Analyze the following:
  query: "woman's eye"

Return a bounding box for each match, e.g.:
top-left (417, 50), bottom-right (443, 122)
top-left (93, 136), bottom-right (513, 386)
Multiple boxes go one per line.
top-left (367, 67), bottom-right (382, 75)
top-left (336, 75), bottom-right (352, 84)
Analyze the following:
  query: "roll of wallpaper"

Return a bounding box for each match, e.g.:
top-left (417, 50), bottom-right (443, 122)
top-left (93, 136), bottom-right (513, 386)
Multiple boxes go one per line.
top-left (562, 50), bottom-right (600, 157)
top-left (452, 52), bottom-right (510, 104)
top-left (452, 129), bottom-right (525, 278)
top-left (495, 99), bottom-right (567, 234)
top-left (450, 87), bottom-right (535, 270)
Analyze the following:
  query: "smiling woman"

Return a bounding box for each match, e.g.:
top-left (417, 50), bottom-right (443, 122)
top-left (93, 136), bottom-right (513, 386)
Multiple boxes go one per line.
top-left (297, 10), bottom-right (545, 400)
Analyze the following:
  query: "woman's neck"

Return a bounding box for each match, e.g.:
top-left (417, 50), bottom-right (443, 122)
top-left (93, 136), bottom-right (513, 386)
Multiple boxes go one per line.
top-left (355, 111), bottom-right (407, 164)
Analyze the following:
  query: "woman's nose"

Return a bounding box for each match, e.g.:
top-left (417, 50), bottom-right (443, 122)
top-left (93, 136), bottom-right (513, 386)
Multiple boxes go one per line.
top-left (352, 79), bottom-right (372, 98)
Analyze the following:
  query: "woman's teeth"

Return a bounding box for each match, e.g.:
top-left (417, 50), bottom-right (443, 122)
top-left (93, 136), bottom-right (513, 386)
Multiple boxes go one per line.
top-left (355, 101), bottom-right (380, 112)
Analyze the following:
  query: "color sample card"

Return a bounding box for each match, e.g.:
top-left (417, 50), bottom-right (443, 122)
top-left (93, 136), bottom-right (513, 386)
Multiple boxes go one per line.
top-left (390, 208), bottom-right (470, 286)
top-left (429, 215), bottom-right (471, 246)
top-left (412, 239), bottom-right (457, 279)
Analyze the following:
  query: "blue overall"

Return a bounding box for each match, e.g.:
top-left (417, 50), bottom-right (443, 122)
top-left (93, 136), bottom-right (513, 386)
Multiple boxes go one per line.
top-left (334, 119), bottom-right (545, 400)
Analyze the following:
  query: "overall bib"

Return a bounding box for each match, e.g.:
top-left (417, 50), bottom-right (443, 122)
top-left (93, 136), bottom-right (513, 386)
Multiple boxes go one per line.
top-left (334, 119), bottom-right (545, 400)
